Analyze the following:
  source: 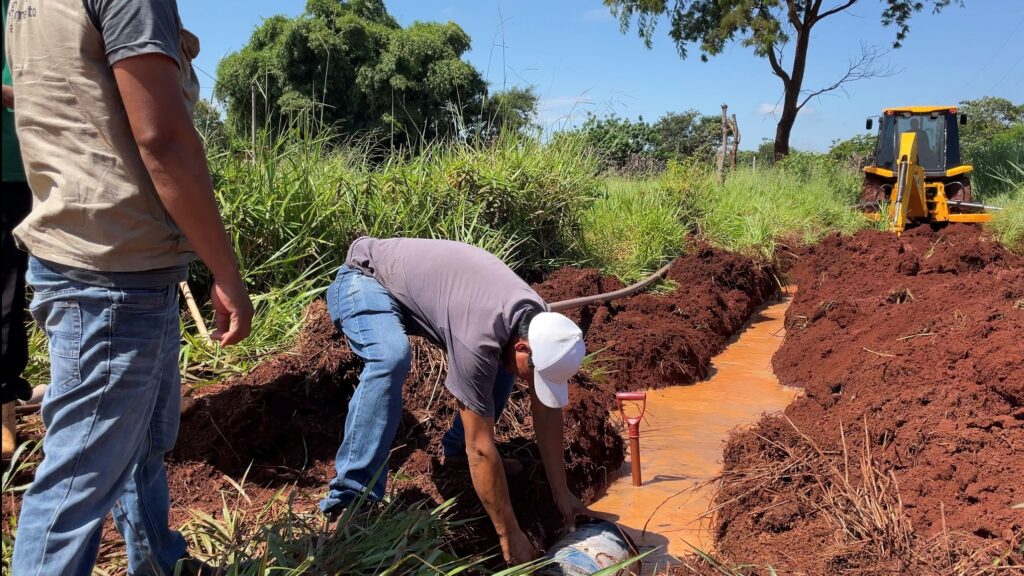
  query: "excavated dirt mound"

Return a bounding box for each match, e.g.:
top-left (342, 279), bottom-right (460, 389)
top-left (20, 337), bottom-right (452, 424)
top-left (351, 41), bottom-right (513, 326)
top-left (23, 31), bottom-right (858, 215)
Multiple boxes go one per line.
top-left (3, 245), bottom-right (776, 563)
top-left (166, 244), bottom-right (775, 556)
top-left (712, 224), bottom-right (1024, 575)
top-left (535, 246), bottom-right (777, 391)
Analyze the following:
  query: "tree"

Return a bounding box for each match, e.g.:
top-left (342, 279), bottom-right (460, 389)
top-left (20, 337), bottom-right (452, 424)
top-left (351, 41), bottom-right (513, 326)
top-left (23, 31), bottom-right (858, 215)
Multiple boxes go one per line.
top-left (192, 99), bottom-right (229, 151)
top-left (473, 86), bottom-right (539, 141)
top-left (576, 113), bottom-right (656, 170)
top-left (957, 96), bottom-right (1024, 160)
top-left (829, 132), bottom-right (876, 170)
top-left (650, 110), bottom-right (721, 161)
top-left (215, 0), bottom-right (487, 145)
top-left (606, 0), bottom-right (959, 160)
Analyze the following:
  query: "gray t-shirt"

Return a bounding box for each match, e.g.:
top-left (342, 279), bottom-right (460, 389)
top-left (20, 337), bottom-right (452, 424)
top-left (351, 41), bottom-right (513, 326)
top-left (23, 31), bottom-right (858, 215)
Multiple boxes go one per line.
top-left (85, 0), bottom-right (182, 66)
top-left (346, 237), bottom-right (547, 417)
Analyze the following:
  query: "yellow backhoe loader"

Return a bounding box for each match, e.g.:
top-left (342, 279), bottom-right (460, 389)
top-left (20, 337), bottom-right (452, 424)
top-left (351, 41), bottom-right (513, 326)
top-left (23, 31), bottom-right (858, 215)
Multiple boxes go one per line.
top-left (859, 106), bottom-right (1001, 234)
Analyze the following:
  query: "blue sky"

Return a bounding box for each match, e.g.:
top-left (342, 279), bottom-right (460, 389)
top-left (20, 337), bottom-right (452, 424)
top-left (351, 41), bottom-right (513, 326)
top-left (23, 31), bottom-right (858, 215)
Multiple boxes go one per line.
top-left (180, 0), bottom-right (1023, 151)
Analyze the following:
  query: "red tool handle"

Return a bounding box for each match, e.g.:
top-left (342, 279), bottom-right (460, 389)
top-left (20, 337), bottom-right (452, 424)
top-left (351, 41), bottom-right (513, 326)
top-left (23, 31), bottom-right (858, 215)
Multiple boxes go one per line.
top-left (615, 391), bottom-right (647, 426)
top-left (615, 392), bottom-right (646, 401)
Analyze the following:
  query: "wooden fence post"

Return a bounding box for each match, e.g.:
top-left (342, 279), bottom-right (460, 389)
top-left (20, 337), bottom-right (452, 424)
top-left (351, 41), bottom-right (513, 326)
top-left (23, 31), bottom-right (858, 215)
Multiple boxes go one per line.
top-left (717, 104), bottom-right (728, 184)
top-left (729, 114), bottom-right (740, 169)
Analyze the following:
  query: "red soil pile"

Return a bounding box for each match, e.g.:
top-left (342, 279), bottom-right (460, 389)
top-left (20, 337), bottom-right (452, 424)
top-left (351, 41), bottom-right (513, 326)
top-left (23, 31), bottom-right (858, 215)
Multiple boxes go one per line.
top-left (3, 245), bottom-right (776, 562)
top-left (166, 245), bottom-right (775, 555)
top-left (713, 224), bottom-right (1024, 574)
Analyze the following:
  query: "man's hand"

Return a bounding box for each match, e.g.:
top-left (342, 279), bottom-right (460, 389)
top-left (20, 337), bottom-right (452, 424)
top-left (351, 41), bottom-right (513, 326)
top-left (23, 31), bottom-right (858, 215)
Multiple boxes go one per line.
top-left (210, 277), bottom-right (253, 346)
top-left (553, 489), bottom-right (592, 530)
top-left (2, 84), bottom-right (14, 109)
top-left (500, 528), bottom-right (536, 565)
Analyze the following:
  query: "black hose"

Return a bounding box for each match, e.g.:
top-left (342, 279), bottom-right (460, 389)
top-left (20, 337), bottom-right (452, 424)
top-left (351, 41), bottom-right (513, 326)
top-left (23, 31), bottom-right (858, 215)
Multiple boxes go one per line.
top-left (548, 259), bottom-right (677, 312)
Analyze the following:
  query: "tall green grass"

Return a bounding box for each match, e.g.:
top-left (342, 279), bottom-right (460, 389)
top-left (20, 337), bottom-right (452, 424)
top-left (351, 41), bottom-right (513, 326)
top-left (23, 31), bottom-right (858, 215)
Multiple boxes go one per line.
top-left (669, 154), bottom-right (868, 259)
top-left (970, 138), bottom-right (1024, 203)
top-left (578, 178), bottom-right (688, 283)
top-left (983, 161), bottom-right (1024, 253)
top-left (180, 127), bottom-right (602, 379)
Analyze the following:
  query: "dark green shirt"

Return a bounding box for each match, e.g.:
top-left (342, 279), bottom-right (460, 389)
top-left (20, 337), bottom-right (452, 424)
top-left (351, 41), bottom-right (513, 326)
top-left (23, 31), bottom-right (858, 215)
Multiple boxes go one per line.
top-left (2, 0), bottom-right (26, 182)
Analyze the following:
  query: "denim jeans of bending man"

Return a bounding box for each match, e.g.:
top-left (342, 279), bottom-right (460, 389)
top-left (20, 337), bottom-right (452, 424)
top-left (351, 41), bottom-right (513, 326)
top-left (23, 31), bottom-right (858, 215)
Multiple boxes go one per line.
top-left (321, 265), bottom-right (516, 514)
top-left (12, 258), bottom-right (187, 576)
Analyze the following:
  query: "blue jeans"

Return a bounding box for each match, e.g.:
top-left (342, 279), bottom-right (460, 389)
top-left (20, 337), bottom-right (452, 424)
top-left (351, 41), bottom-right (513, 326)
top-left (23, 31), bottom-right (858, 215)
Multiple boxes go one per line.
top-left (320, 265), bottom-right (516, 515)
top-left (12, 258), bottom-right (187, 576)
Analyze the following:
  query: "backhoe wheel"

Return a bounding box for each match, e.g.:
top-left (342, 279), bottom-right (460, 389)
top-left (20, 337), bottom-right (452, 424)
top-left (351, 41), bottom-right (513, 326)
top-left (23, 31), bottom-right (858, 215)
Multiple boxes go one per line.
top-left (861, 174), bottom-right (891, 204)
top-left (945, 178), bottom-right (972, 203)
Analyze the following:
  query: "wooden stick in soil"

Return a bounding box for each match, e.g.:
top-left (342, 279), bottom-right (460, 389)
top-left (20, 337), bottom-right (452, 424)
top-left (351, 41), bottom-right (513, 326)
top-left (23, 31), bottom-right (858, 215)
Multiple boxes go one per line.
top-left (179, 281), bottom-right (209, 338)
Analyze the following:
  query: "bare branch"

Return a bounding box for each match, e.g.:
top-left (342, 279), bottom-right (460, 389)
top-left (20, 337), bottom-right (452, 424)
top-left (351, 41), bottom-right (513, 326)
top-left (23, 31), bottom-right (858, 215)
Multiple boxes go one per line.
top-left (816, 0), bottom-right (859, 24)
top-left (767, 42), bottom-right (791, 84)
top-left (798, 43), bottom-right (896, 109)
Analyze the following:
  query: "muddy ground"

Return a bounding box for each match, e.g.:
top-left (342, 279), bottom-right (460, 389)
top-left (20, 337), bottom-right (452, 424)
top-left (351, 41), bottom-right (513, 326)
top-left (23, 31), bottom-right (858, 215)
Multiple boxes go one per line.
top-left (165, 244), bottom-right (775, 556)
top-left (711, 224), bottom-right (1024, 575)
top-left (0, 243), bottom-right (777, 566)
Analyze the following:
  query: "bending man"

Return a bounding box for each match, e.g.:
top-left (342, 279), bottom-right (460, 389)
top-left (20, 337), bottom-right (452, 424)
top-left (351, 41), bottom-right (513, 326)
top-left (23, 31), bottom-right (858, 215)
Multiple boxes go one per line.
top-left (321, 236), bottom-right (589, 565)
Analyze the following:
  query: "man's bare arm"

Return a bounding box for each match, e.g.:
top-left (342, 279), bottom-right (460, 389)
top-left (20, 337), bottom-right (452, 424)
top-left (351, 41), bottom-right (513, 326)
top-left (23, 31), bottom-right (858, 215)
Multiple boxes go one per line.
top-left (530, 386), bottom-right (592, 527)
top-left (460, 405), bottom-right (535, 564)
top-left (112, 53), bottom-right (252, 345)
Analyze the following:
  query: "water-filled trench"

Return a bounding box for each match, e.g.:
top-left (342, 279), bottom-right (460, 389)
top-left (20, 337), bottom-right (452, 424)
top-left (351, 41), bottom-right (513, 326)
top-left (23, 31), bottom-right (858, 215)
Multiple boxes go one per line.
top-left (588, 294), bottom-right (799, 565)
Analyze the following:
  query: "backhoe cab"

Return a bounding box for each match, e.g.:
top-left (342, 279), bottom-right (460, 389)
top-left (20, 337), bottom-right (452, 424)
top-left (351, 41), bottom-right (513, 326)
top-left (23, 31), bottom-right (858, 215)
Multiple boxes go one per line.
top-left (860, 106), bottom-right (998, 234)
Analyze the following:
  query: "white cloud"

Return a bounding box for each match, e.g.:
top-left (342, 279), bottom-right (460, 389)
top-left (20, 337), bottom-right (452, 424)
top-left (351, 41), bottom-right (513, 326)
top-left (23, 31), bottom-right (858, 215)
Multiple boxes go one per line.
top-left (756, 102), bottom-right (783, 117)
top-left (580, 7), bottom-right (615, 22)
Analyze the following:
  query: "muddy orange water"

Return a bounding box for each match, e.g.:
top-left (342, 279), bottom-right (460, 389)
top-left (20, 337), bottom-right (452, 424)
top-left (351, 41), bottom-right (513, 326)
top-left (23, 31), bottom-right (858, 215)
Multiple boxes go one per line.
top-left (589, 293), bottom-right (799, 565)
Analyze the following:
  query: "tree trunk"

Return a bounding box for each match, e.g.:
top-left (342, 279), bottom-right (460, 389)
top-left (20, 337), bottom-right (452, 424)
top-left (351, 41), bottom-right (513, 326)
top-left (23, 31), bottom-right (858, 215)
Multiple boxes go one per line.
top-left (772, 11), bottom-right (814, 161)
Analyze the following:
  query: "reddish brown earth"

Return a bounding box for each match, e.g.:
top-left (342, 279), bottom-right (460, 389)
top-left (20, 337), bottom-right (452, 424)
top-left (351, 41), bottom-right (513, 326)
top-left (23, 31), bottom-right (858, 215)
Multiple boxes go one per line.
top-left (0, 244), bottom-right (778, 566)
top-left (712, 224), bottom-right (1024, 575)
top-left (164, 244), bottom-right (775, 556)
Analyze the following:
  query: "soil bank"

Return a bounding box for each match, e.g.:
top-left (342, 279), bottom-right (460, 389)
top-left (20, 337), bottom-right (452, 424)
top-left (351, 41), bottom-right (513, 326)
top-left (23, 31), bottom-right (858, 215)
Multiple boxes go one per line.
top-left (712, 224), bottom-right (1024, 575)
top-left (156, 243), bottom-right (778, 557)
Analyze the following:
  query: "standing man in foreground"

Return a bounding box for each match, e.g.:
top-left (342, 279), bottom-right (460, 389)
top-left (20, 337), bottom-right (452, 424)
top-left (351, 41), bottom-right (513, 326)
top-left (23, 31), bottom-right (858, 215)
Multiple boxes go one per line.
top-left (321, 236), bottom-right (590, 565)
top-left (7, 1), bottom-right (253, 574)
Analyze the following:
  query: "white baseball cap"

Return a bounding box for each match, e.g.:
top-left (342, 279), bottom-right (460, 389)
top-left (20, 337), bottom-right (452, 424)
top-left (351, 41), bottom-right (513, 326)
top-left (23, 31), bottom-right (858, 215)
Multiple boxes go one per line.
top-left (528, 312), bottom-right (586, 409)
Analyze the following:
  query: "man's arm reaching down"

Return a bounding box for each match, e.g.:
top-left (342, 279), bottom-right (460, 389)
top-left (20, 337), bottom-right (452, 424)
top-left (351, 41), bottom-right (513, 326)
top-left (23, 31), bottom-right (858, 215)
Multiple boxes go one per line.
top-left (460, 404), bottom-right (536, 565)
top-left (530, 385), bottom-right (593, 529)
top-left (112, 53), bottom-right (253, 345)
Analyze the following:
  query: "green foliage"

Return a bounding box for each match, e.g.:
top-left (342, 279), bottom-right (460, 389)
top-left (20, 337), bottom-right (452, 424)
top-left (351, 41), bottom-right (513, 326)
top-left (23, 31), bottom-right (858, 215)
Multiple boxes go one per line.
top-left (959, 96), bottom-right (1024, 162)
top-left (474, 86), bottom-right (539, 141)
top-left (162, 471), bottom-right (554, 575)
top-left (578, 179), bottom-right (689, 283)
top-left (179, 124), bottom-right (600, 378)
top-left (828, 133), bottom-right (877, 167)
top-left (215, 0), bottom-right (485, 145)
top-left (573, 112), bottom-right (655, 171)
top-left (569, 109), bottom-right (721, 172)
top-left (983, 160), bottom-right (1024, 253)
top-left (2, 441), bottom-right (41, 572)
top-left (193, 99), bottom-right (229, 152)
top-left (650, 110), bottom-right (720, 161)
top-left (669, 156), bottom-right (868, 259)
top-left (971, 136), bottom-right (1024, 202)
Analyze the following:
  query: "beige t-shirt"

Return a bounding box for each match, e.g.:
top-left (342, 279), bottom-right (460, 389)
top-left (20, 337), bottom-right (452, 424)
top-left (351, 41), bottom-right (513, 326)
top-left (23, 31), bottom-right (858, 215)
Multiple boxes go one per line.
top-left (5, 0), bottom-right (199, 272)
